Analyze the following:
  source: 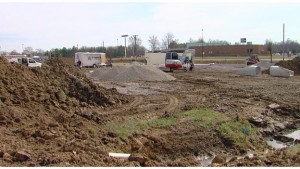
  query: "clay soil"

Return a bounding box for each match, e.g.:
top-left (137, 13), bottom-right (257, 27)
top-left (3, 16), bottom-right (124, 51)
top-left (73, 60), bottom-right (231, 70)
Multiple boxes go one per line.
top-left (0, 57), bottom-right (300, 167)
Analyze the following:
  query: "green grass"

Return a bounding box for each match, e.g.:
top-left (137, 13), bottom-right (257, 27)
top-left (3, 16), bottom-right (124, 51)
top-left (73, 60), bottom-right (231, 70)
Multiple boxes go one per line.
top-left (179, 109), bottom-right (228, 128)
top-left (105, 116), bottom-right (177, 139)
top-left (217, 119), bottom-right (257, 148)
top-left (105, 109), bottom-right (258, 149)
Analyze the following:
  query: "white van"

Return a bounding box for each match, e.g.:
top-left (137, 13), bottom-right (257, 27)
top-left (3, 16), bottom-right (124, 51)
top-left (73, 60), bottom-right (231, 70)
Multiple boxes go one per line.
top-left (32, 56), bottom-right (43, 63)
top-left (17, 57), bottom-right (42, 67)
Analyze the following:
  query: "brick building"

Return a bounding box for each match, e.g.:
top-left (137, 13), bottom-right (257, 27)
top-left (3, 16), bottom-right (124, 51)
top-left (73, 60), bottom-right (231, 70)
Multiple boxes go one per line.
top-left (190, 44), bottom-right (268, 57)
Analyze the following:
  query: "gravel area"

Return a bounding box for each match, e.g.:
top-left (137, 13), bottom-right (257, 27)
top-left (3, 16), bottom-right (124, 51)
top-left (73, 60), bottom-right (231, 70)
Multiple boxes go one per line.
top-left (87, 65), bottom-right (176, 82)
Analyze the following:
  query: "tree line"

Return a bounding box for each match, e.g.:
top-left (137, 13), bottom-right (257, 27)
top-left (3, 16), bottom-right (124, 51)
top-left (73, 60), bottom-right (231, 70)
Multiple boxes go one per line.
top-left (1, 32), bottom-right (299, 57)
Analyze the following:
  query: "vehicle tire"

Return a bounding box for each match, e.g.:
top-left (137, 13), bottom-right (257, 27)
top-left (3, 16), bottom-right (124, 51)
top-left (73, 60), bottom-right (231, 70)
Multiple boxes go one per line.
top-left (93, 64), bottom-right (98, 68)
top-left (170, 68), bottom-right (173, 72)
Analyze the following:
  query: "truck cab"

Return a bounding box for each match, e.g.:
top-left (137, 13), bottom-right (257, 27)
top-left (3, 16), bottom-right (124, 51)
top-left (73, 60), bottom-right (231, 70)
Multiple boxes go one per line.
top-left (165, 52), bottom-right (183, 71)
top-left (165, 49), bottom-right (195, 72)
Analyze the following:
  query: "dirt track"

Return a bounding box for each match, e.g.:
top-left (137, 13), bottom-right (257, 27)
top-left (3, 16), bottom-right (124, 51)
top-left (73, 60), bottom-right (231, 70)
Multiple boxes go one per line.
top-left (1, 57), bottom-right (300, 166)
top-left (90, 63), bottom-right (300, 166)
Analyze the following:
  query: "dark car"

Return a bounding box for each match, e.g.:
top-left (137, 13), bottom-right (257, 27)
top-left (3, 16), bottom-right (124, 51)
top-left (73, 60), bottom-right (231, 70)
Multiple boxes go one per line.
top-left (246, 54), bottom-right (260, 66)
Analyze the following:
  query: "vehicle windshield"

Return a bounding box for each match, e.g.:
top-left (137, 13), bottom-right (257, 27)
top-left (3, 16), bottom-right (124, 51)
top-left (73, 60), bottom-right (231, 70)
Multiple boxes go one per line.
top-left (32, 58), bottom-right (42, 62)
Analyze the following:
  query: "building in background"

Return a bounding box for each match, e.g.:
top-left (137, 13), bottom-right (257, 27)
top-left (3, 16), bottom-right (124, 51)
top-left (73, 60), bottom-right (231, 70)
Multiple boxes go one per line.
top-left (187, 43), bottom-right (268, 57)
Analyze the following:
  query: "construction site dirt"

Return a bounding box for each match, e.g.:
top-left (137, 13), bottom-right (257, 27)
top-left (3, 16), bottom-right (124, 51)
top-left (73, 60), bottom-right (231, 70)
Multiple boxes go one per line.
top-left (0, 57), bottom-right (300, 167)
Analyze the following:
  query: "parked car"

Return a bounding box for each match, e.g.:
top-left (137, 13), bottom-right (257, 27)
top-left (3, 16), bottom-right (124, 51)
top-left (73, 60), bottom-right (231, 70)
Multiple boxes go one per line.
top-left (246, 54), bottom-right (260, 66)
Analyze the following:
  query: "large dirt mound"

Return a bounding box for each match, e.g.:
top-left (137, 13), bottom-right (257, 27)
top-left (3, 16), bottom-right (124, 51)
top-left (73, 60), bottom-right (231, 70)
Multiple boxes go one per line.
top-left (275, 57), bottom-right (300, 75)
top-left (88, 65), bottom-right (176, 82)
top-left (0, 57), bottom-right (133, 166)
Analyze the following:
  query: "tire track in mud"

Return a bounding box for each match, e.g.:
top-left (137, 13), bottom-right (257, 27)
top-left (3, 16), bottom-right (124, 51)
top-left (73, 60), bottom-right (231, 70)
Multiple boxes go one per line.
top-left (98, 95), bottom-right (143, 117)
top-left (135, 93), bottom-right (179, 122)
top-left (99, 93), bottom-right (179, 125)
top-left (161, 94), bottom-right (179, 113)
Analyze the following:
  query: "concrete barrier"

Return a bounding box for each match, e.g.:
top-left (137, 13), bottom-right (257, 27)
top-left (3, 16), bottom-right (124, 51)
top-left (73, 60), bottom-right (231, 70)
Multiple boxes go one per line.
top-left (270, 66), bottom-right (294, 78)
top-left (238, 65), bottom-right (261, 76)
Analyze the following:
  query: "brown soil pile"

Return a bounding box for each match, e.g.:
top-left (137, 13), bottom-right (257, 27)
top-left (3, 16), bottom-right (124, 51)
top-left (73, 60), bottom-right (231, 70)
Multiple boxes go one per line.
top-left (0, 57), bottom-right (133, 166)
top-left (275, 57), bottom-right (300, 75)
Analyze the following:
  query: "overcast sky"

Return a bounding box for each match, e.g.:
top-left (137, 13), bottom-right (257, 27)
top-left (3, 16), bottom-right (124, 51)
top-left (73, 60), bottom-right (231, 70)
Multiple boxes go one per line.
top-left (0, 0), bottom-right (299, 52)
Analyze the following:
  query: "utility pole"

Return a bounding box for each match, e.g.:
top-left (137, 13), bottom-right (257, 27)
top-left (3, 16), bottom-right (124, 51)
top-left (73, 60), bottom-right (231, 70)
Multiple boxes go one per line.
top-left (121, 35), bottom-right (128, 58)
top-left (282, 23), bottom-right (285, 61)
top-left (202, 29), bottom-right (204, 59)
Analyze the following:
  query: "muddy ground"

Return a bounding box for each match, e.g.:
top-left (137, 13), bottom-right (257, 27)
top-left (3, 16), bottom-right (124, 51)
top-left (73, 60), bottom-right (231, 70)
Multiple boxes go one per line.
top-left (0, 57), bottom-right (300, 166)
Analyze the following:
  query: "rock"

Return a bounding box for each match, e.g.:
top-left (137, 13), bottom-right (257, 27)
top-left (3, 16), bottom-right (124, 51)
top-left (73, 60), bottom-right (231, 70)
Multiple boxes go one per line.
top-left (274, 122), bottom-right (286, 131)
top-left (268, 103), bottom-right (280, 109)
top-left (128, 153), bottom-right (149, 165)
top-left (260, 128), bottom-right (274, 136)
top-left (80, 132), bottom-right (88, 140)
top-left (95, 147), bottom-right (108, 155)
top-left (107, 131), bottom-right (117, 137)
top-left (249, 117), bottom-right (267, 127)
top-left (228, 156), bottom-right (238, 162)
top-left (0, 151), bottom-right (4, 158)
top-left (42, 132), bottom-right (57, 140)
top-left (0, 115), bottom-right (6, 121)
top-left (3, 152), bottom-right (12, 162)
top-left (48, 122), bottom-right (59, 127)
top-left (274, 135), bottom-right (294, 143)
top-left (130, 138), bottom-right (144, 152)
top-left (264, 159), bottom-right (272, 165)
top-left (13, 151), bottom-right (31, 162)
top-left (28, 162), bottom-right (36, 167)
top-left (212, 155), bottom-right (226, 164)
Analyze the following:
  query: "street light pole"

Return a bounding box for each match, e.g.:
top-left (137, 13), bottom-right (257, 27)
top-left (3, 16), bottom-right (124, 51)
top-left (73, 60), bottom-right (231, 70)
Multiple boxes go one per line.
top-left (201, 29), bottom-right (204, 59)
top-left (121, 35), bottom-right (128, 58)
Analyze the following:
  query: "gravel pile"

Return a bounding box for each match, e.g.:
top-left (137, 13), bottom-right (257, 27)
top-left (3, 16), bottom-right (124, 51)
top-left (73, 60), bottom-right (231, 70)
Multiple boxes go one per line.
top-left (88, 65), bottom-right (176, 81)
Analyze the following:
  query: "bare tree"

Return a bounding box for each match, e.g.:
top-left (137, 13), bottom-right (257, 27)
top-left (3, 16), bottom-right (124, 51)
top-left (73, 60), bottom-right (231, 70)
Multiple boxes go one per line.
top-left (10, 50), bottom-right (20, 55)
top-left (33, 48), bottom-right (45, 56)
top-left (128, 35), bottom-right (142, 56)
top-left (148, 35), bottom-right (160, 52)
top-left (23, 46), bottom-right (33, 56)
top-left (162, 32), bottom-right (174, 49)
top-left (265, 39), bottom-right (273, 63)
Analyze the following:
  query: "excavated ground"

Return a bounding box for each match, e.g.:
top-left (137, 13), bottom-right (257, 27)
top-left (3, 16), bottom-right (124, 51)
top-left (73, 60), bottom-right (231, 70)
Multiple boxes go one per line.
top-left (0, 57), bottom-right (300, 166)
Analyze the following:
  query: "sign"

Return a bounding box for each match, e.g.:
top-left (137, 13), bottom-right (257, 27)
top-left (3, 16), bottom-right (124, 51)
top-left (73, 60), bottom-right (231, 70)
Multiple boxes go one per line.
top-left (240, 38), bottom-right (247, 43)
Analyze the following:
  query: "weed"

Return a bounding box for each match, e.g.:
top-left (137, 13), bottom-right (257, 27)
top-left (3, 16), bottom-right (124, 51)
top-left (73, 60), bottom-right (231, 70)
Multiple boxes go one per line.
top-left (56, 90), bottom-right (67, 103)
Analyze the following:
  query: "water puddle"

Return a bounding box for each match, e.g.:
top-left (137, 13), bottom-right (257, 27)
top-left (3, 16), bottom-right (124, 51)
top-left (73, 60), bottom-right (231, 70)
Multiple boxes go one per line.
top-left (267, 129), bottom-right (300, 149)
top-left (267, 139), bottom-right (288, 149)
top-left (196, 155), bottom-right (214, 167)
top-left (285, 130), bottom-right (300, 140)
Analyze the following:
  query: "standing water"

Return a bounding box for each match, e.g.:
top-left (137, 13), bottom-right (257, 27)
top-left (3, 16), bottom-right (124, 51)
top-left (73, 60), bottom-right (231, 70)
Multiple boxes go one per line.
top-left (267, 130), bottom-right (300, 149)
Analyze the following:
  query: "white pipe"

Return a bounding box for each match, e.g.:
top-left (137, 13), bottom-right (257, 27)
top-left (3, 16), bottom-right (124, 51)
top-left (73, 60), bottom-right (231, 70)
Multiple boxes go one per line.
top-left (109, 152), bottom-right (131, 159)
